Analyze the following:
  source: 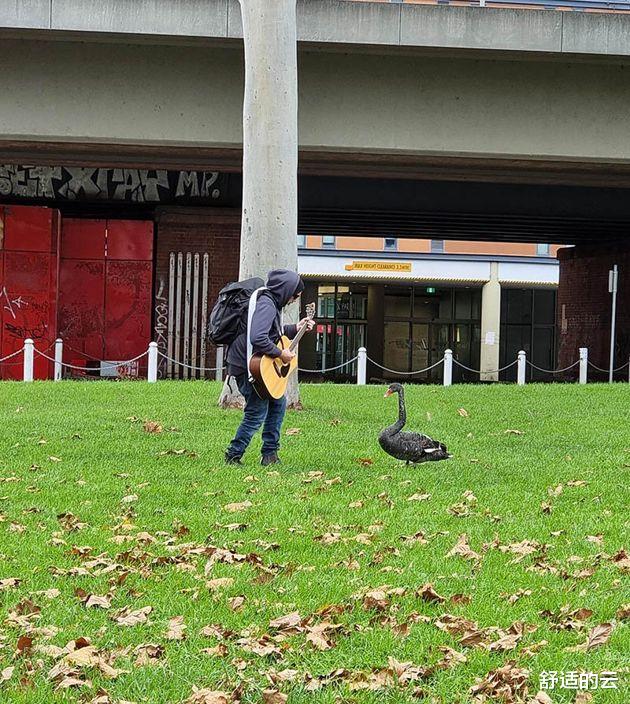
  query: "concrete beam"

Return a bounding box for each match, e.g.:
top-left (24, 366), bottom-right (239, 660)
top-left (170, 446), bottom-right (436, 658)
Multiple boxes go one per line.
top-left (3, 1), bottom-right (630, 61)
top-left (0, 0), bottom-right (49, 29)
top-left (399, 5), bottom-right (562, 54)
top-left (50, 0), bottom-right (230, 38)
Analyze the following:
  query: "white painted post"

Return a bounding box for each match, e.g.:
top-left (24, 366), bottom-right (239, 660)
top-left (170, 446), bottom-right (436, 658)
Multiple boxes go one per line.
top-left (357, 347), bottom-right (367, 386)
top-left (608, 264), bottom-right (618, 384)
top-left (443, 349), bottom-right (453, 387)
top-left (517, 350), bottom-right (526, 386)
top-left (579, 347), bottom-right (588, 385)
top-left (147, 342), bottom-right (158, 383)
top-left (23, 339), bottom-right (34, 382)
top-left (215, 346), bottom-right (224, 382)
top-left (54, 338), bottom-right (63, 381)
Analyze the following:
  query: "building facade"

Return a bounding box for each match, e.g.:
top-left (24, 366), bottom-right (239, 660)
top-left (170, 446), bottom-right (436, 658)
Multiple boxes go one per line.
top-left (297, 237), bottom-right (560, 383)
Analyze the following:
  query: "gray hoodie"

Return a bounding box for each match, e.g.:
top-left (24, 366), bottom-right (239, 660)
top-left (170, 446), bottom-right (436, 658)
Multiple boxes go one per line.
top-left (226, 269), bottom-right (304, 376)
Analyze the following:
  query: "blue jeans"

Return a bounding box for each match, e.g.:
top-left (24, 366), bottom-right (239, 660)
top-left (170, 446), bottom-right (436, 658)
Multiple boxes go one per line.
top-left (226, 374), bottom-right (287, 458)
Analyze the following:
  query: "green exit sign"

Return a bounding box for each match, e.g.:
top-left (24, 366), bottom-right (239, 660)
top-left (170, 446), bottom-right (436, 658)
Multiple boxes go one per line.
top-left (426, 287), bottom-right (436, 294)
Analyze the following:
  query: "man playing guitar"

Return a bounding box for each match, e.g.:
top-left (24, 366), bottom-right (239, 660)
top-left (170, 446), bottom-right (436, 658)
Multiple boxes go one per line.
top-left (225, 269), bottom-right (314, 466)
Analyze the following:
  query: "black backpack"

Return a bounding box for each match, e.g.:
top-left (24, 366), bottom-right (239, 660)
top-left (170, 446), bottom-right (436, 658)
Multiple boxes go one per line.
top-left (207, 277), bottom-right (265, 345)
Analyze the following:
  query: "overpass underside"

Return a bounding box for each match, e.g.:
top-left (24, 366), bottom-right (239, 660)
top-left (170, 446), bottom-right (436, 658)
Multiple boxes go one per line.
top-left (1, 6), bottom-right (629, 379)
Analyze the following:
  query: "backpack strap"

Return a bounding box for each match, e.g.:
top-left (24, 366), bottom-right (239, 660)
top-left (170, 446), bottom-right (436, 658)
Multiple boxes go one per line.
top-left (246, 286), bottom-right (267, 382)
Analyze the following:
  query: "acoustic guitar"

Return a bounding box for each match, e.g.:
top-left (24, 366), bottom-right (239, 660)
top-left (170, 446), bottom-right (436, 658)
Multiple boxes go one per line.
top-left (249, 302), bottom-right (316, 400)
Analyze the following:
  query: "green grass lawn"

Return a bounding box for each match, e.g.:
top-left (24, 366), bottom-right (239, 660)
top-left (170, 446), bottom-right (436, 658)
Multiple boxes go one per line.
top-left (0, 381), bottom-right (628, 703)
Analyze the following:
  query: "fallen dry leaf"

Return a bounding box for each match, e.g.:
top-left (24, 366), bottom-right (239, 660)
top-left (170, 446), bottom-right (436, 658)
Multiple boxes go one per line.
top-left (223, 501), bottom-right (253, 513)
top-left (133, 643), bottom-right (164, 666)
top-left (166, 616), bottom-right (186, 640)
top-left (417, 583), bottom-right (446, 604)
top-left (285, 428), bottom-right (301, 436)
top-left (446, 534), bottom-right (481, 561)
top-left (269, 612), bottom-right (302, 630)
top-left (616, 603), bottom-right (630, 620)
top-left (458, 408), bottom-right (469, 417)
top-left (112, 605), bottom-right (152, 626)
top-left (567, 622), bottom-right (613, 652)
top-left (228, 596), bottom-right (246, 611)
top-left (262, 690), bottom-right (287, 704)
top-left (529, 692), bottom-right (553, 704)
top-left (408, 492), bottom-right (431, 502)
top-left (186, 688), bottom-right (233, 704)
top-left (143, 420), bottom-right (163, 434)
top-left (0, 577), bottom-right (21, 590)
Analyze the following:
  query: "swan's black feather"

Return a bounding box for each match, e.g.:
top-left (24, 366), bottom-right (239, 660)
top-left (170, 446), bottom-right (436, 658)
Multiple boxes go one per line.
top-left (378, 383), bottom-right (450, 464)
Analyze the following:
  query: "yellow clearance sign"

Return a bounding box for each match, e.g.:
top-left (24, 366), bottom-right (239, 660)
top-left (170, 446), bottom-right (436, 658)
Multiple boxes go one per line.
top-left (344, 261), bottom-right (412, 272)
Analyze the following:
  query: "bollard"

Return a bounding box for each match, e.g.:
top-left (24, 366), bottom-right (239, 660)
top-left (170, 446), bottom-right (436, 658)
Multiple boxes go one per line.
top-left (579, 347), bottom-right (588, 385)
top-left (443, 349), bottom-right (453, 387)
top-left (517, 350), bottom-right (526, 386)
top-left (23, 339), bottom-right (34, 382)
top-left (147, 342), bottom-right (158, 383)
top-left (215, 346), bottom-right (224, 382)
top-left (54, 339), bottom-right (63, 381)
top-left (357, 347), bottom-right (367, 386)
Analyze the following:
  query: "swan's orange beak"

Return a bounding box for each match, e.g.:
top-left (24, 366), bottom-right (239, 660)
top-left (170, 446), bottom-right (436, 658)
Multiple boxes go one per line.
top-left (384, 389), bottom-right (393, 398)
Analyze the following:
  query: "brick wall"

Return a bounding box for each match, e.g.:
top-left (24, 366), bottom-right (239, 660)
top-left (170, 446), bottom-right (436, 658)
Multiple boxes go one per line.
top-left (154, 207), bottom-right (240, 376)
top-left (557, 244), bottom-right (630, 380)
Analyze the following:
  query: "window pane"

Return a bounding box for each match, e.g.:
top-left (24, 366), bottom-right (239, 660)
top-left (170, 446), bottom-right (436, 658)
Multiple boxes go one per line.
top-left (384, 287), bottom-right (411, 317)
top-left (322, 235), bottom-right (335, 248)
top-left (297, 234), bottom-right (306, 247)
top-left (533, 289), bottom-right (556, 326)
top-left (455, 289), bottom-right (472, 319)
top-left (438, 289), bottom-right (453, 319)
top-left (503, 289), bottom-right (532, 325)
top-left (536, 243), bottom-right (550, 256)
top-left (337, 286), bottom-right (367, 319)
top-left (411, 323), bottom-right (429, 371)
top-left (431, 239), bottom-right (445, 253)
top-left (384, 238), bottom-right (397, 251)
top-left (383, 322), bottom-right (410, 373)
top-left (412, 292), bottom-right (440, 321)
top-left (471, 290), bottom-right (481, 320)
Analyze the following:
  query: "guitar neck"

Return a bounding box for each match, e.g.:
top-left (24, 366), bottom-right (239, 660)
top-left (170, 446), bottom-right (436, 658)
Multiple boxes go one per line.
top-left (289, 323), bottom-right (309, 352)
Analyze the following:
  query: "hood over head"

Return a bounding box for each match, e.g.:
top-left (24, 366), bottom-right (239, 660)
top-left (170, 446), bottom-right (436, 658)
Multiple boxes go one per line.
top-left (266, 269), bottom-right (304, 307)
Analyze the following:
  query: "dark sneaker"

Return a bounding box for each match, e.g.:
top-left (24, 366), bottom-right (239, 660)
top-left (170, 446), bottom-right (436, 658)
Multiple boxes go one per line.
top-left (225, 453), bottom-right (243, 466)
top-left (261, 453), bottom-right (280, 466)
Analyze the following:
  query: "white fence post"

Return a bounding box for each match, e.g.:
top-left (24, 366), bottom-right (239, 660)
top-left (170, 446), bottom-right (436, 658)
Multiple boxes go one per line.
top-left (147, 342), bottom-right (158, 383)
top-left (357, 346), bottom-right (367, 385)
top-left (517, 350), bottom-right (526, 386)
top-left (54, 338), bottom-right (63, 381)
top-left (443, 349), bottom-right (453, 387)
top-left (579, 347), bottom-right (588, 385)
top-left (23, 339), bottom-right (34, 382)
top-left (215, 346), bottom-right (224, 382)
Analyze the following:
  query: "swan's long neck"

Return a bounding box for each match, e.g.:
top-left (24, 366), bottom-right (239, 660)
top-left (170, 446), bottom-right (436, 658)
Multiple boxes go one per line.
top-left (393, 389), bottom-right (406, 432)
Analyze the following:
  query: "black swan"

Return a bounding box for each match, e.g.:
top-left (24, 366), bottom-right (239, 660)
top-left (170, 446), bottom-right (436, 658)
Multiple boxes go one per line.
top-left (378, 383), bottom-right (451, 464)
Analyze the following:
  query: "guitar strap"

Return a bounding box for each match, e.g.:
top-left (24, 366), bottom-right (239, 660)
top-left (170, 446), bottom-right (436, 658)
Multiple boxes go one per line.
top-left (246, 286), bottom-right (268, 382)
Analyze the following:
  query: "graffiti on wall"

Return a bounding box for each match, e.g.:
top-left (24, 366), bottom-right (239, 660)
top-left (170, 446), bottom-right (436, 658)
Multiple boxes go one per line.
top-left (1, 286), bottom-right (28, 320)
top-left (153, 277), bottom-right (169, 378)
top-left (0, 165), bottom-right (224, 203)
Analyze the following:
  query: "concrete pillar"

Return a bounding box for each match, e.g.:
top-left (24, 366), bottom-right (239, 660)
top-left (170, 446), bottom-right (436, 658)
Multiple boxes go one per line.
top-left (219, 0), bottom-right (299, 408)
top-left (480, 263), bottom-right (501, 382)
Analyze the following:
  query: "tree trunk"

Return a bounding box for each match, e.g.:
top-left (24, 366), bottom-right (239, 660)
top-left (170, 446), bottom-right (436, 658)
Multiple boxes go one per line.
top-left (219, 0), bottom-right (300, 409)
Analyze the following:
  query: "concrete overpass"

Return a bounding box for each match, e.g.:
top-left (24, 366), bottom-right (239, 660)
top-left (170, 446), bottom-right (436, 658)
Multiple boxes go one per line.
top-left (3, 0), bottom-right (630, 243)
